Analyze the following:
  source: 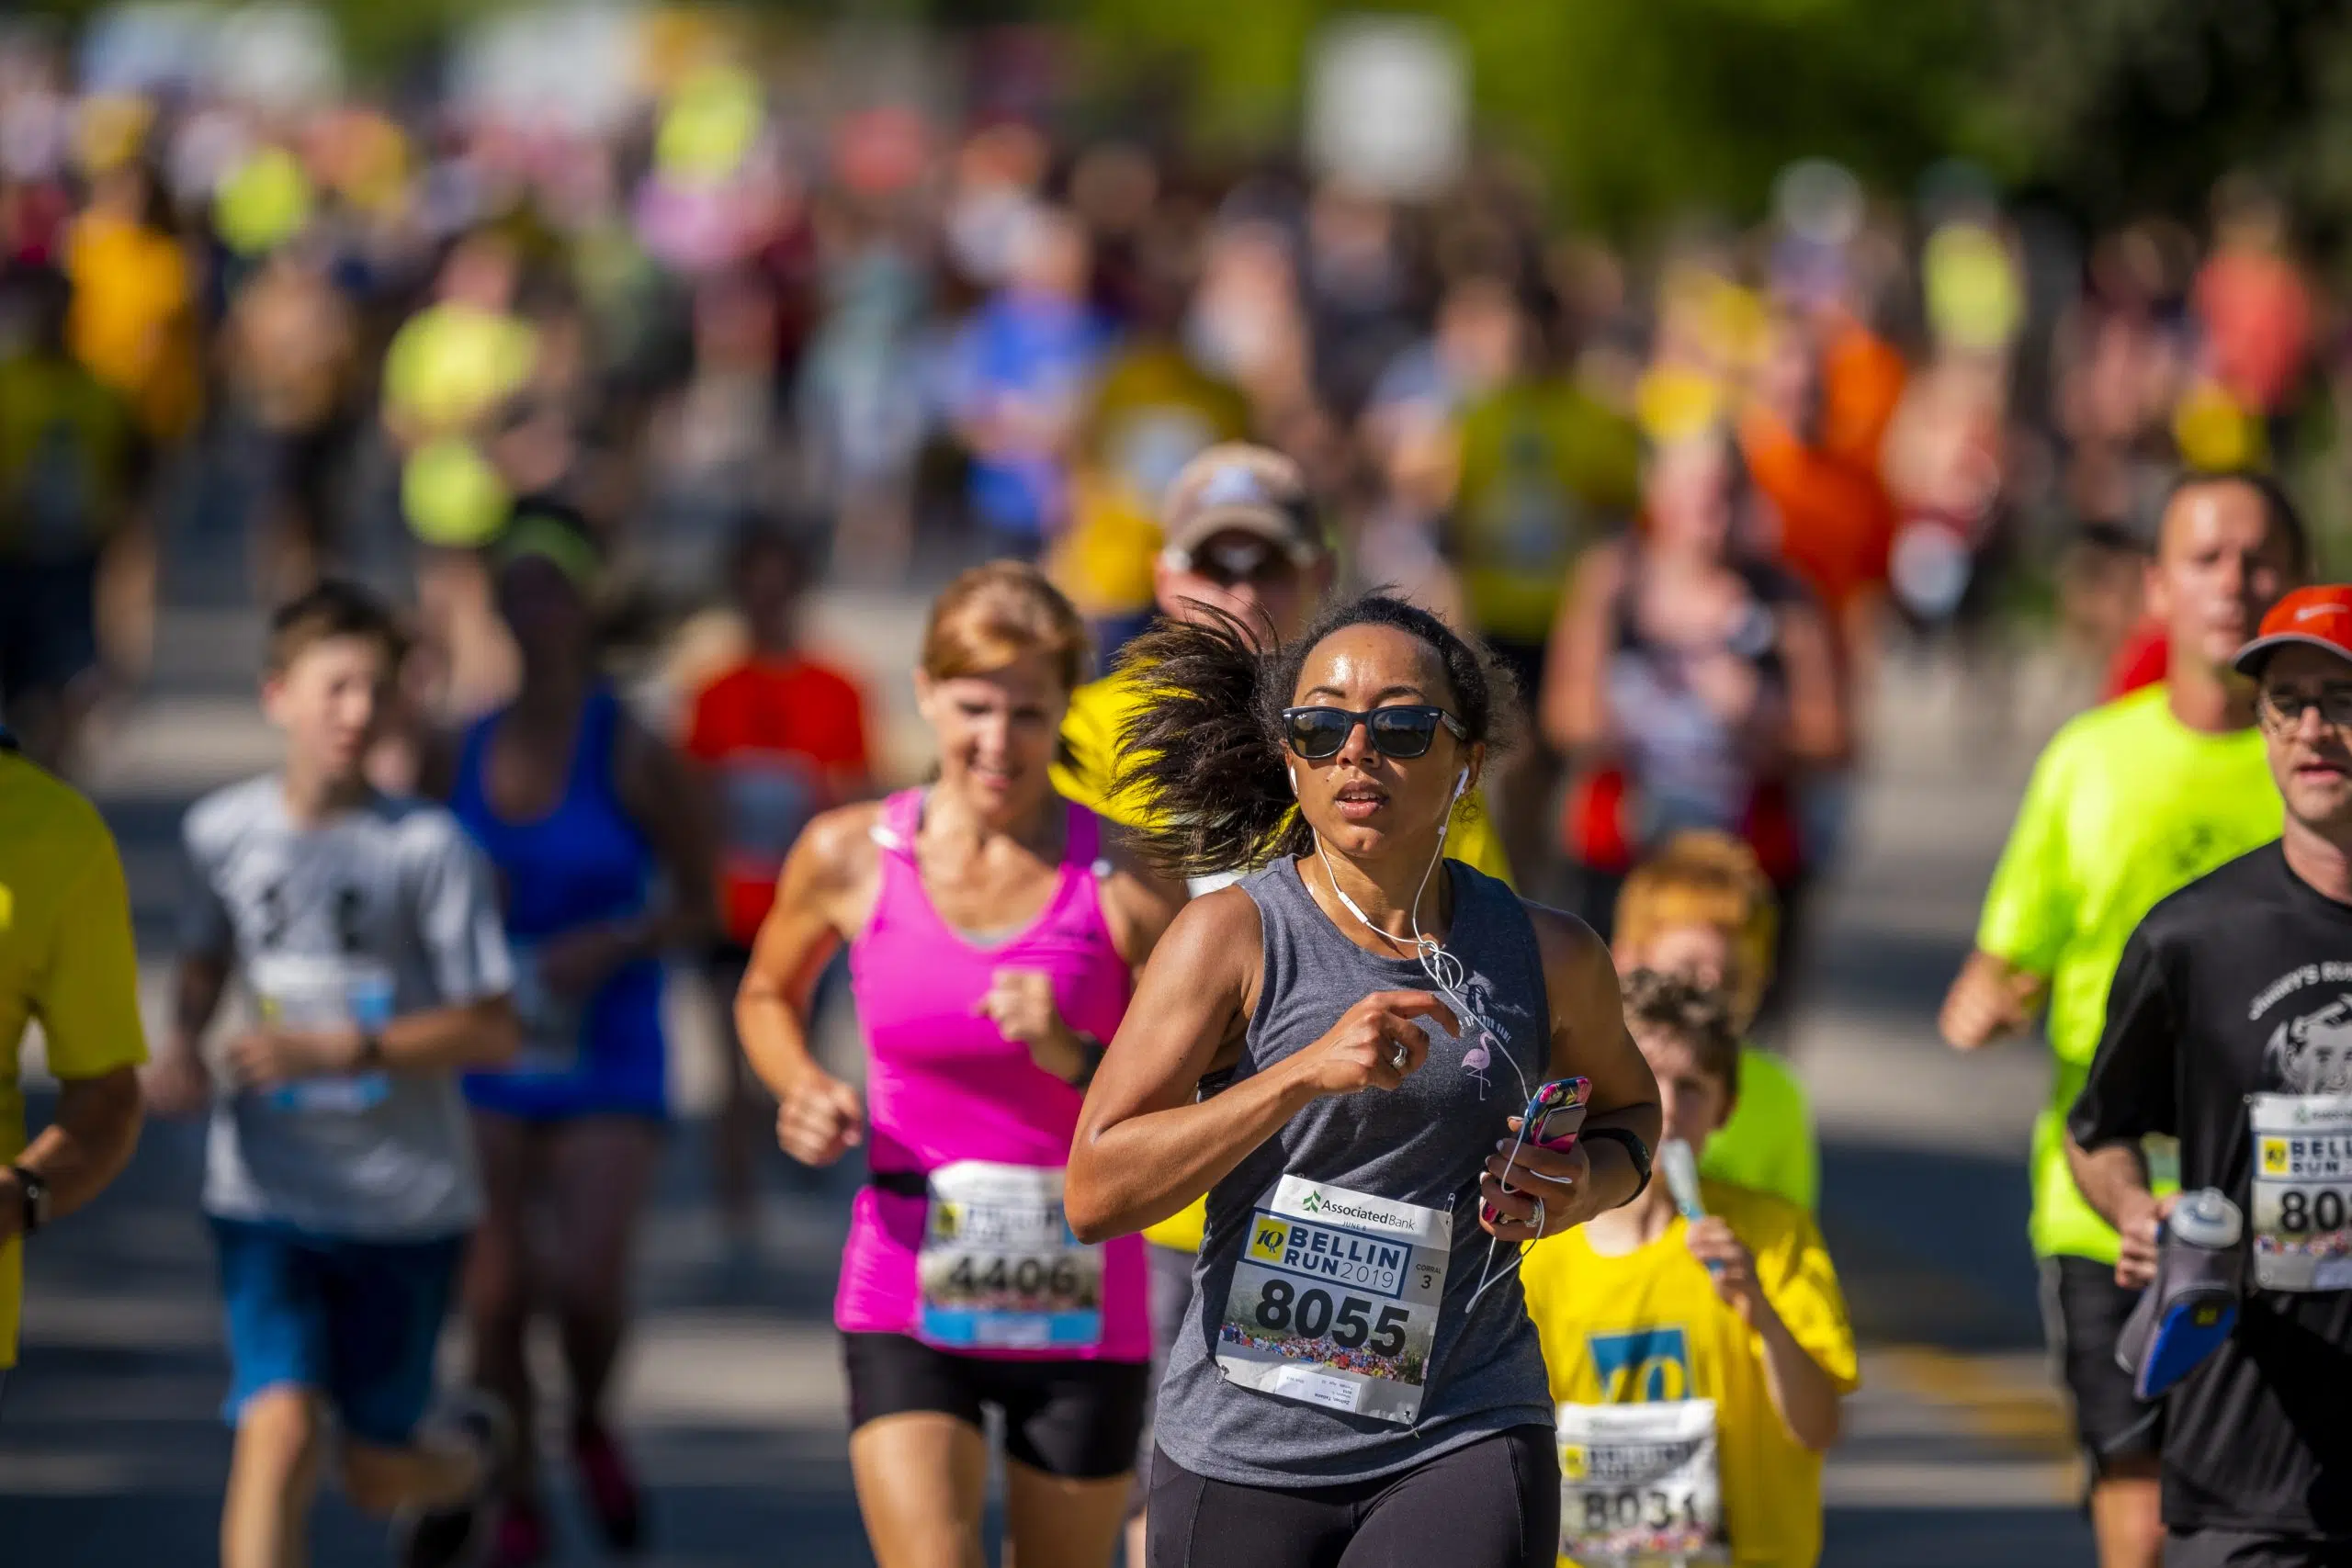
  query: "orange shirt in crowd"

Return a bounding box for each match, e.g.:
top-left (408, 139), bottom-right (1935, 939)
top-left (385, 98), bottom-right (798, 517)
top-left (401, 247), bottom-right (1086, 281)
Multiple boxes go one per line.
top-left (2193, 246), bottom-right (2312, 415)
top-left (685, 655), bottom-right (873, 947)
top-left (1739, 408), bottom-right (1896, 647)
top-left (1817, 314), bottom-right (1907, 472)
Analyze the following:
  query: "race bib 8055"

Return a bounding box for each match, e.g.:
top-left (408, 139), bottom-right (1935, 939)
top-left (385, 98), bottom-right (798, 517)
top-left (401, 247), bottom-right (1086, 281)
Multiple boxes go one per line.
top-left (1214, 1175), bottom-right (1450, 1425)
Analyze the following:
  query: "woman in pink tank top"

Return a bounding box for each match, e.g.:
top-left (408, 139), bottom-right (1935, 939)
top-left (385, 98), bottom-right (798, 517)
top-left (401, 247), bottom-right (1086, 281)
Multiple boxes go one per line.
top-left (735, 563), bottom-right (1182, 1568)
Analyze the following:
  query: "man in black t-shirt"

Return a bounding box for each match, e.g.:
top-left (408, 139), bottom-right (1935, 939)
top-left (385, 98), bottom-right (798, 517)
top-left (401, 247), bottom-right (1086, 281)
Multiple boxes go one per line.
top-left (2069, 582), bottom-right (2352, 1568)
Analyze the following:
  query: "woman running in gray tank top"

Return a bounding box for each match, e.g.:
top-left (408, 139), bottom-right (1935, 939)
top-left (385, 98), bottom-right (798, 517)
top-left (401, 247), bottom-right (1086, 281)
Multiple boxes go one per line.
top-left (1066, 594), bottom-right (1663, 1568)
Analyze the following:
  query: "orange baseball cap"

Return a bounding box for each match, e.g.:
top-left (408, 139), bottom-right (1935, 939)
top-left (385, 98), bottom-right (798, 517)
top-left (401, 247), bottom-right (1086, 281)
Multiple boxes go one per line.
top-left (2234, 585), bottom-right (2352, 675)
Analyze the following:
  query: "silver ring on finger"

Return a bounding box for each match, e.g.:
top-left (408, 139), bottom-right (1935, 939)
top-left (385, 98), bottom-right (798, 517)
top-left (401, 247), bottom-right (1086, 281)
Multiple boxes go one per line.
top-left (1528, 1195), bottom-right (1546, 1236)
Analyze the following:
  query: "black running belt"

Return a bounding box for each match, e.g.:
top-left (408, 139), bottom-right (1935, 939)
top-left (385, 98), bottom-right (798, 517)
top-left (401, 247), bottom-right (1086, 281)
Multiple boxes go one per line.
top-left (868, 1169), bottom-right (929, 1198)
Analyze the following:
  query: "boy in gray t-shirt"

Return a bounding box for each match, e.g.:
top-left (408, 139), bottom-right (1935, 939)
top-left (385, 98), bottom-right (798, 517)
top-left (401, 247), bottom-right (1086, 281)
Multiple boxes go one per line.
top-left (147, 581), bottom-right (521, 1568)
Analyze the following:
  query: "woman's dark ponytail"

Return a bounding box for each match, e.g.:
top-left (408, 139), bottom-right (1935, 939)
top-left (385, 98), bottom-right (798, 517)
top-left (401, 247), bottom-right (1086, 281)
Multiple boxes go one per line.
top-left (1110, 607), bottom-right (1303, 879)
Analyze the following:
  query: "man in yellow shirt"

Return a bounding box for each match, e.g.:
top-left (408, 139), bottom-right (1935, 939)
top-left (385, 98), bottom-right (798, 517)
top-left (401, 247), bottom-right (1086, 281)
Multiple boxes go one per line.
top-left (1053, 443), bottom-right (1513, 1562)
top-left (0, 725), bottom-right (149, 1400)
top-left (1522, 971), bottom-right (1856, 1568)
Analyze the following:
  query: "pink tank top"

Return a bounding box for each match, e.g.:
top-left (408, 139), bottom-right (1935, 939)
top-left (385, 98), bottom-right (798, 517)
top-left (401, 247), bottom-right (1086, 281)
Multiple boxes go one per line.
top-left (836, 788), bottom-right (1149, 1361)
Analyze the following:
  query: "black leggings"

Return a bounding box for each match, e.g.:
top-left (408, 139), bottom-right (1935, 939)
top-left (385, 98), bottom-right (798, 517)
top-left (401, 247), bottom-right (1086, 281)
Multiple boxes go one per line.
top-left (1146, 1425), bottom-right (1558, 1568)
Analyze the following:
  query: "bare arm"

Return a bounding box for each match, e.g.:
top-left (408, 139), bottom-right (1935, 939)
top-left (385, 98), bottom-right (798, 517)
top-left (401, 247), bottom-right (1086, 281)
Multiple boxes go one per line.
top-left (1681, 1211), bottom-right (1847, 1448)
top-left (1938, 949), bottom-right (2048, 1052)
top-left (1748, 1272), bottom-right (1844, 1450)
top-left (2068, 1133), bottom-right (2165, 1289)
top-left (0, 1068), bottom-right (143, 1242)
top-left (221, 995), bottom-right (521, 1092)
top-left (1773, 597), bottom-right (1849, 769)
top-left (1541, 544), bottom-right (1623, 758)
top-left (616, 719), bottom-right (719, 956)
top-left (737, 806), bottom-right (879, 1165)
top-left (1000, 833), bottom-right (1188, 1087)
top-left (144, 953), bottom-right (229, 1118)
top-left (1066, 888), bottom-right (1459, 1245)
top-left (1098, 832), bottom-right (1187, 976)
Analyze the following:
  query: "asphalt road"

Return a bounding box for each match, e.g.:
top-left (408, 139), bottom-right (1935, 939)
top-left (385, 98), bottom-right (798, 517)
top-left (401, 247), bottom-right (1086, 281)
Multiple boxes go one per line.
top-left (0, 521), bottom-right (2099, 1564)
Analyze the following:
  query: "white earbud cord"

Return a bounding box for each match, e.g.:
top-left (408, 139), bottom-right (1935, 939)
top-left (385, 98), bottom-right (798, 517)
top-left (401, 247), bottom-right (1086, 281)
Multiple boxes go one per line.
top-left (1309, 807), bottom-right (1538, 1315)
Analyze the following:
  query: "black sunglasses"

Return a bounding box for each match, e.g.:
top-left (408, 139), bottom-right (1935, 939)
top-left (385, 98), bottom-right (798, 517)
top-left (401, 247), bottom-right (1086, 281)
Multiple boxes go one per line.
top-left (1282, 705), bottom-right (1469, 761)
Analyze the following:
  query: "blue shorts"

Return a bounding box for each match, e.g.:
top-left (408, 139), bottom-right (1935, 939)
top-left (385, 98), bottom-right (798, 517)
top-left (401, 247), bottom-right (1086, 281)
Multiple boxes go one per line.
top-left (210, 1217), bottom-right (466, 1448)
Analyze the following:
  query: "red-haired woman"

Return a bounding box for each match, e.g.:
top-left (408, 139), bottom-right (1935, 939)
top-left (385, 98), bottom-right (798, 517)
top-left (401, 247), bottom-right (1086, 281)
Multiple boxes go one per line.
top-left (736, 562), bottom-right (1183, 1568)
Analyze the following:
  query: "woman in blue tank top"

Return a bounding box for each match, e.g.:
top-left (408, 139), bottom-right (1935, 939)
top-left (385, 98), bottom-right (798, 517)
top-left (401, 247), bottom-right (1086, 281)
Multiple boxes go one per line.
top-left (435, 509), bottom-right (714, 1567)
top-left (1064, 595), bottom-right (1663, 1568)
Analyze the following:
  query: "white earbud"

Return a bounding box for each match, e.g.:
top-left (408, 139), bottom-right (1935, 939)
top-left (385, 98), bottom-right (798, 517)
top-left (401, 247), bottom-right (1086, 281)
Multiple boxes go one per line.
top-left (1453, 769), bottom-right (1469, 804)
top-left (1287, 764), bottom-right (1298, 796)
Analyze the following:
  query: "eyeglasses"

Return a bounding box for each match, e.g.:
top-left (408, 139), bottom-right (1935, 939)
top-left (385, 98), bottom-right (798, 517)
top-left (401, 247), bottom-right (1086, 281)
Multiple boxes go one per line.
top-left (2258, 686), bottom-right (2352, 733)
top-left (1282, 705), bottom-right (1468, 761)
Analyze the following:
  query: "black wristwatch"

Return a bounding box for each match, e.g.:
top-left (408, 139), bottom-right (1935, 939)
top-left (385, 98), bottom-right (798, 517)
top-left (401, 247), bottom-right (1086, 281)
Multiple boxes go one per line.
top-left (356, 1031), bottom-right (387, 1070)
top-left (10, 1164), bottom-right (50, 1236)
top-left (1580, 1128), bottom-right (1653, 1207)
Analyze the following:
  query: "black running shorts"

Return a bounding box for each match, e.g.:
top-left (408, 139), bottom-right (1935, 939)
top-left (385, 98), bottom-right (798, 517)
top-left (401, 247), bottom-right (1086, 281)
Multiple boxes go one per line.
top-left (2165, 1529), bottom-right (2352, 1568)
top-left (2042, 1254), bottom-right (2163, 1475)
top-left (841, 1331), bottom-right (1149, 1481)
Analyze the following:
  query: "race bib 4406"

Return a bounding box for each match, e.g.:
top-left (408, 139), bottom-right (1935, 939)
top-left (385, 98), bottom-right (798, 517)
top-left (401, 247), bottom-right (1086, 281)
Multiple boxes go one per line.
top-left (1214, 1175), bottom-right (1450, 1425)
top-left (916, 1162), bottom-right (1103, 1350)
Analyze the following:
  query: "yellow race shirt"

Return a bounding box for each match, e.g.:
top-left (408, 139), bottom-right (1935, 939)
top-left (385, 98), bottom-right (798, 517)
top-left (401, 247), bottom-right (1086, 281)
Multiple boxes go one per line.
top-left (1975, 684), bottom-right (2278, 1263)
top-left (0, 750), bottom-right (149, 1367)
top-left (1699, 1048), bottom-right (1818, 1213)
top-left (1057, 664), bottom-right (1515, 1252)
top-left (1522, 1179), bottom-right (1859, 1568)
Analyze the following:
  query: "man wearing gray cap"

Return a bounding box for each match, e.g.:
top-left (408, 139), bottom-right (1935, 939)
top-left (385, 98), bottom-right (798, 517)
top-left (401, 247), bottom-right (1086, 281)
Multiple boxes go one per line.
top-left (1050, 442), bottom-right (1515, 1565)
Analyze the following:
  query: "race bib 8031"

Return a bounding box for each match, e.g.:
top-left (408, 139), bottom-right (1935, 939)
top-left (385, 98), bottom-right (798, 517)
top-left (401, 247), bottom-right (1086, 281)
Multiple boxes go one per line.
top-left (1557, 1399), bottom-right (1728, 1565)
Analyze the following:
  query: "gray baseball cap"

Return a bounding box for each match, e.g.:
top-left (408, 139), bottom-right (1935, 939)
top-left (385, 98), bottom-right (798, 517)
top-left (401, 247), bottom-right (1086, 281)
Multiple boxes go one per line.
top-left (1159, 444), bottom-right (1326, 568)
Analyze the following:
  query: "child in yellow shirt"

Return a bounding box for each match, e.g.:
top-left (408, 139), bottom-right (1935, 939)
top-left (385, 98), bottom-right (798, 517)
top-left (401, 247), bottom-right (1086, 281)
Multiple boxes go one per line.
top-left (1521, 971), bottom-right (1858, 1567)
top-left (1613, 831), bottom-right (1818, 1212)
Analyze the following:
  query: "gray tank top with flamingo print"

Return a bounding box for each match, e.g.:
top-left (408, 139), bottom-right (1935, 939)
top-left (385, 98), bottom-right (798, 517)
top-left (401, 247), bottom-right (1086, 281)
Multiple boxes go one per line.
top-left (1154, 853), bottom-right (1555, 1487)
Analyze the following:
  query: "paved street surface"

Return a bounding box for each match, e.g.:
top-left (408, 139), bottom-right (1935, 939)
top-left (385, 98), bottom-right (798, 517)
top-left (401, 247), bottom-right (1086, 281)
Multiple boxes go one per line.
top-left (1, 527), bottom-right (2098, 1563)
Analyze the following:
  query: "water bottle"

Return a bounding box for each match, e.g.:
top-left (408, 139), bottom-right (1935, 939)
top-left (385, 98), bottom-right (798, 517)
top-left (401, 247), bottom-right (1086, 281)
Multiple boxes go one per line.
top-left (2117, 1187), bottom-right (2244, 1400)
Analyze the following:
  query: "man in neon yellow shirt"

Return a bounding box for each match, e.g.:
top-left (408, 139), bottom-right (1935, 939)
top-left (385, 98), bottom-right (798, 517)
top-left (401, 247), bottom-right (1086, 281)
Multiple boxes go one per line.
top-left (1523, 971), bottom-right (1856, 1568)
top-left (1941, 469), bottom-right (2306, 1568)
top-left (1053, 444), bottom-right (1512, 1562)
top-left (0, 727), bottom-right (149, 1398)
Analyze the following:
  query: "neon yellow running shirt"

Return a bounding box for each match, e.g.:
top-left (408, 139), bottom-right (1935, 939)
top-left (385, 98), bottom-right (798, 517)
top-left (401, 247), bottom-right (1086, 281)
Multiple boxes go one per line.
top-left (1700, 1047), bottom-right (1818, 1213)
top-left (1974, 684), bottom-right (2278, 1263)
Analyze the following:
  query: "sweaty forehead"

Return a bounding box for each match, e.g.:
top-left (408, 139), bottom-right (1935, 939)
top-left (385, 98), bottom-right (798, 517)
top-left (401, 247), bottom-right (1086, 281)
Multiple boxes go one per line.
top-left (1293, 624), bottom-right (1452, 704)
top-left (2160, 477), bottom-right (2275, 553)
